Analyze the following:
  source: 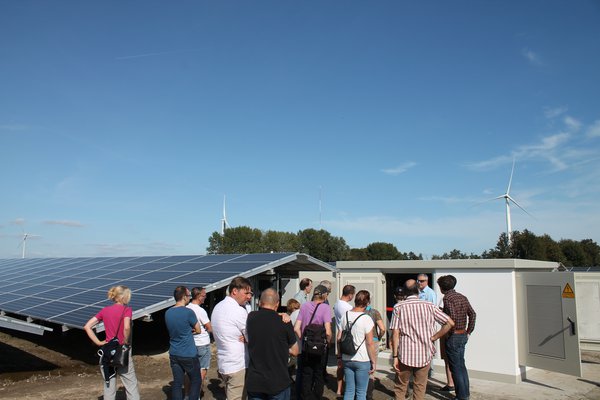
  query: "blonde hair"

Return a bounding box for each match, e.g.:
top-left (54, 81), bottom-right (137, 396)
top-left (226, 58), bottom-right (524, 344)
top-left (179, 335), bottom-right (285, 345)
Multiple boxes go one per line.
top-left (107, 285), bottom-right (131, 305)
top-left (286, 298), bottom-right (301, 314)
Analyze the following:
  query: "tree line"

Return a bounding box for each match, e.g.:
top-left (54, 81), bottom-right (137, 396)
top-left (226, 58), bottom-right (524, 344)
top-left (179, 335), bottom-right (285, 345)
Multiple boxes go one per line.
top-left (207, 227), bottom-right (600, 267)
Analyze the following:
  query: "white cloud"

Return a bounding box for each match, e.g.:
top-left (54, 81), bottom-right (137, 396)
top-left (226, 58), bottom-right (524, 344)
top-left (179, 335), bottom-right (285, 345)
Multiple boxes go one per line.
top-left (10, 218), bottom-right (26, 226)
top-left (564, 116), bottom-right (582, 132)
top-left (522, 48), bottom-right (542, 65)
top-left (587, 120), bottom-right (600, 138)
top-left (544, 106), bottom-right (568, 119)
top-left (381, 162), bottom-right (417, 175)
top-left (467, 132), bottom-right (571, 171)
top-left (44, 220), bottom-right (85, 228)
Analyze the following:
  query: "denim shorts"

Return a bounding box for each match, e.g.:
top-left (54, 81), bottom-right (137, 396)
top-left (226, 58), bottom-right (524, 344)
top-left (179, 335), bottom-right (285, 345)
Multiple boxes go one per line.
top-left (196, 344), bottom-right (211, 370)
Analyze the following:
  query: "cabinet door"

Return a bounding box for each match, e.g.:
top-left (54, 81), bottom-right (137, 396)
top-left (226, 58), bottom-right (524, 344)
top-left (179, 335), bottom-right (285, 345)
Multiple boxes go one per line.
top-left (516, 271), bottom-right (581, 377)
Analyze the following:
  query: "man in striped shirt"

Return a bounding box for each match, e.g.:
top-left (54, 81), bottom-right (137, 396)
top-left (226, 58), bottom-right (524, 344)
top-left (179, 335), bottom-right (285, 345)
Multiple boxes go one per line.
top-left (390, 279), bottom-right (454, 400)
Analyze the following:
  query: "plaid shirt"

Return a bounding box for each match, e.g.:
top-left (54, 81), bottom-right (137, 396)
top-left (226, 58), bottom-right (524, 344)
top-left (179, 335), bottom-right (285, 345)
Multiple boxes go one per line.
top-left (390, 296), bottom-right (450, 368)
top-left (442, 289), bottom-right (476, 335)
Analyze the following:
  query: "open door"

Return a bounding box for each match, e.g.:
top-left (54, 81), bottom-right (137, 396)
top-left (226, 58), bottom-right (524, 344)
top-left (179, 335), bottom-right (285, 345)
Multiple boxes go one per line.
top-left (516, 271), bottom-right (581, 377)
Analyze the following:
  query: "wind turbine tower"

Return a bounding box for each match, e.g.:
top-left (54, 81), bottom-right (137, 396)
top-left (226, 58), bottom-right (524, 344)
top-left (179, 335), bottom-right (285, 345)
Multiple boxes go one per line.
top-left (221, 195), bottom-right (230, 235)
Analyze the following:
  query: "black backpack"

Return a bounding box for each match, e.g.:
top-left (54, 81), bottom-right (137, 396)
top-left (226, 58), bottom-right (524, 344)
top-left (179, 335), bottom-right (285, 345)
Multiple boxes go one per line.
top-left (302, 303), bottom-right (328, 356)
top-left (339, 311), bottom-right (367, 356)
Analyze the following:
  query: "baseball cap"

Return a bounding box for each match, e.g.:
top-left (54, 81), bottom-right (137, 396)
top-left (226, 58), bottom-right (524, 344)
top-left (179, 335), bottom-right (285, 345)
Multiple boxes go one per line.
top-left (313, 285), bottom-right (329, 296)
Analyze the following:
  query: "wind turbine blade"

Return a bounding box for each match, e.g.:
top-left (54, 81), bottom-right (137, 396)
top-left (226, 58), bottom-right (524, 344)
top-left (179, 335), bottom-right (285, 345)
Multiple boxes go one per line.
top-left (507, 195), bottom-right (535, 219)
top-left (507, 158), bottom-right (516, 194)
top-left (471, 196), bottom-right (504, 208)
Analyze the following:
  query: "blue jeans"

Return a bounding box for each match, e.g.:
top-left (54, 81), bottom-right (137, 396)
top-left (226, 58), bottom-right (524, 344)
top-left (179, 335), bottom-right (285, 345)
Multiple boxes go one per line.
top-left (169, 354), bottom-right (201, 400)
top-left (343, 360), bottom-right (371, 400)
top-left (248, 386), bottom-right (291, 400)
top-left (196, 344), bottom-right (211, 369)
top-left (445, 334), bottom-right (470, 400)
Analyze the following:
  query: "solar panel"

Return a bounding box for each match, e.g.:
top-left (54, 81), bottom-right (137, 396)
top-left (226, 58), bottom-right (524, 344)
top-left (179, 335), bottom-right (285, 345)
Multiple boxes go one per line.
top-left (0, 252), bottom-right (319, 331)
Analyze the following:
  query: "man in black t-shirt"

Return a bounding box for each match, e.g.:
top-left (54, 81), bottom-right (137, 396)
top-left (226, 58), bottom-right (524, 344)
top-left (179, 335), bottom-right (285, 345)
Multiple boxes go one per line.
top-left (246, 288), bottom-right (299, 400)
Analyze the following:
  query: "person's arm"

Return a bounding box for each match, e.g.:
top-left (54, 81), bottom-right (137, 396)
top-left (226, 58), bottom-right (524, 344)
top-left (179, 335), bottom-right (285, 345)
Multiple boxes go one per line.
top-left (123, 317), bottom-right (132, 345)
top-left (392, 327), bottom-right (400, 366)
top-left (325, 321), bottom-right (332, 343)
top-left (289, 341), bottom-right (300, 356)
top-left (376, 317), bottom-right (386, 341)
top-left (193, 321), bottom-right (202, 335)
top-left (365, 329), bottom-right (376, 374)
top-left (466, 301), bottom-right (476, 335)
top-left (83, 317), bottom-right (106, 347)
top-left (294, 319), bottom-right (302, 340)
top-left (432, 318), bottom-right (454, 342)
top-left (204, 321), bottom-right (213, 333)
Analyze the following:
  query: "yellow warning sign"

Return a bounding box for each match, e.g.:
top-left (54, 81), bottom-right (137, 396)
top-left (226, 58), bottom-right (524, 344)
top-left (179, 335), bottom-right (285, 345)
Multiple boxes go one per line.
top-left (562, 283), bottom-right (575, 298)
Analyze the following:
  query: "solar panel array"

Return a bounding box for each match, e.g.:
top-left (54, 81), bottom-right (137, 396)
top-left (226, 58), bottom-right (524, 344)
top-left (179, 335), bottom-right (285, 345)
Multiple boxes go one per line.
top-left (0, 252), bottom-right (296, 330)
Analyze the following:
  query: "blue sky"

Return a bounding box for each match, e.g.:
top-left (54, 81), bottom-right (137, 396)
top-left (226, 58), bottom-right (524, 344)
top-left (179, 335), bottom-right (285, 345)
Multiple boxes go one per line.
top-left (1, 1), bottom-right (600, 259)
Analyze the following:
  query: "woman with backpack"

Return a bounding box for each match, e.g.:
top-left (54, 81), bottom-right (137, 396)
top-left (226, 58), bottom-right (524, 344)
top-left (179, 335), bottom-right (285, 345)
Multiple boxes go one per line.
top-left (337, 290), bottom-right (376, 400)
top-left (84, 285), bottom-right (140, 400)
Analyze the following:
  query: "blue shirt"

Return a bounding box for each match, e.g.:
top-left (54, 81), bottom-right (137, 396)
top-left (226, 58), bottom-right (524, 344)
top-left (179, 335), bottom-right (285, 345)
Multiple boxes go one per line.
top-left (165, 306), bottom-right (198, 358)
top-left (419, 285), bottom-right (437, 305)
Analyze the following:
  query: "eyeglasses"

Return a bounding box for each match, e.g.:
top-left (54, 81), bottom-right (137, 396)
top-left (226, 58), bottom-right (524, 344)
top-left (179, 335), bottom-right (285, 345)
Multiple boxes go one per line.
top-left (417, 280), bottom-right (427, 283)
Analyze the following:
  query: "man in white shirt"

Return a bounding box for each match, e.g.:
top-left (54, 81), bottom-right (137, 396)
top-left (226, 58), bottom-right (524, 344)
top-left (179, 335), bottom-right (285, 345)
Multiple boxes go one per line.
top-left (211, 277), bottom-right (254, 400)
top-left (186, 287), bottom-right (212, 396)
top-left (333, 284), bottom-right (355, 396)
top-left (417, 274), bottom-right (437, 305)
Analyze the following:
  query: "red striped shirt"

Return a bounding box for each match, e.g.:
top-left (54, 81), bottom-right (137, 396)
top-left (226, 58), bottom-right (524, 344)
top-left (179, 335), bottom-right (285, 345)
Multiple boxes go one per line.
top-left (390, 295), bottom-right (450, 368)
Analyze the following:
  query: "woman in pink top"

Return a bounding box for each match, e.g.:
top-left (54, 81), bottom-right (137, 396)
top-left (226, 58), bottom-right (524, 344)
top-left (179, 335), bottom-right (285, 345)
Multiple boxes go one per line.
top-left (84, 285), bottom-right (140, 400)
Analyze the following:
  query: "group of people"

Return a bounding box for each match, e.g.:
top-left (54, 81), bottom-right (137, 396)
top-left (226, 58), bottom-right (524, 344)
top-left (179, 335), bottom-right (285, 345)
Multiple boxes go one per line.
top-left (83, 273), bottom-right (475, 400)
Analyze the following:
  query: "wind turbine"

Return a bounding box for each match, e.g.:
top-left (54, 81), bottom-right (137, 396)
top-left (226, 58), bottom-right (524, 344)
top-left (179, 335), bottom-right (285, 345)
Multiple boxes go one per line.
top-left (221, 195), bottom-right (230, 235)
top-left (489, 159), bottom-right (533, 245)
top-left (18, 231), bottom-right (40, 258)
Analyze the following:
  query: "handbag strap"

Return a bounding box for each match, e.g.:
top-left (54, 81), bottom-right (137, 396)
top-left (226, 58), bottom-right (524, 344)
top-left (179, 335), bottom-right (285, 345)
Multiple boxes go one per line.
top-left (307, 302), bottom-right (322, 325)
top-left (345, 311), bottom-right (367, 352)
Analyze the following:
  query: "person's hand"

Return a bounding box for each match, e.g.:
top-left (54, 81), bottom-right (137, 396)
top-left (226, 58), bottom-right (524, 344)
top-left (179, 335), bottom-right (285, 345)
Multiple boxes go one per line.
top-left (393, 357), bottom-right (401, 372)
top-left (279, 313), bottom-right (291, 323)
top-left (98, 340), bottom-right (107, 347)
top-left (239, 335), bottom-right (247, 343)
top-left (337, 358), bottom-right (343, 367)
top-left (369, 361), bottom-right (376, 374)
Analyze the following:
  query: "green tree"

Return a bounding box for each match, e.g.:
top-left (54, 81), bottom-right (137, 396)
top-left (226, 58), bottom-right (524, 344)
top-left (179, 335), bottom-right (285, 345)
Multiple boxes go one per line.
top-left (580, 239), bottom-right (600, 266)
top-left (404, 251), bottom-right (423, 260)
top-left (207, 226), bottom-right (264, 254)
top-left (297, 228), bottom-right (350, 262)
top-left (538, 234), bottom-right (564, 263)
top-left (347, 248), bottom-right (369, 261)
top-left (511, 230), bottom-right (545, 260)
top-left (366, 242), bottom-right (401, 260)
top-left (559, 239), bottom-right (588, 267)
top-left (261, 230), bottom-right (300, 253)
top-left (482, 233), bottom-right (512, 258)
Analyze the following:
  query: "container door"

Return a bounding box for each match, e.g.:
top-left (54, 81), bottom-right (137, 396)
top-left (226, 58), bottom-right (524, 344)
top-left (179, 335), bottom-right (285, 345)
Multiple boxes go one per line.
top-left (338, 272), bottom-right (387, 347)
top-left (516, 271), bottom-right (581, 377)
